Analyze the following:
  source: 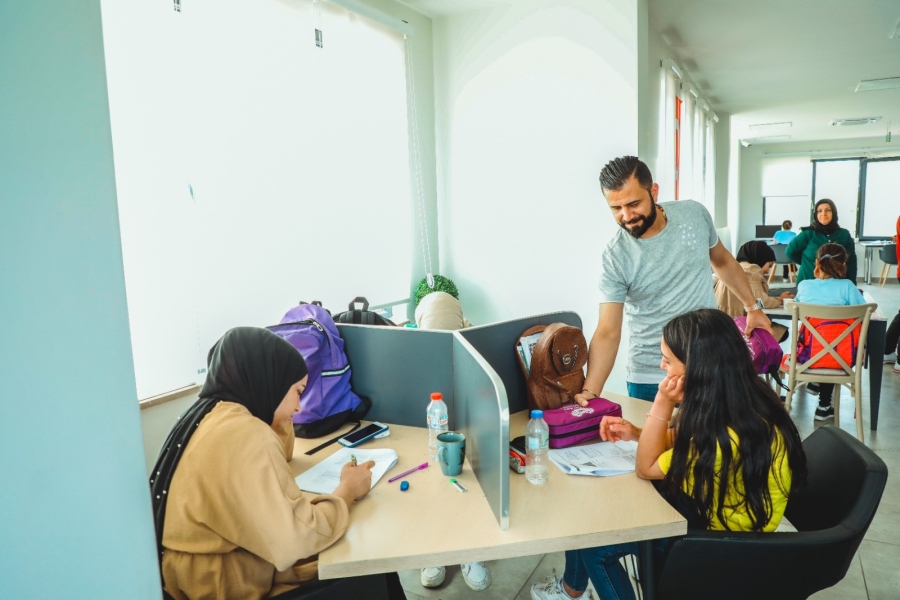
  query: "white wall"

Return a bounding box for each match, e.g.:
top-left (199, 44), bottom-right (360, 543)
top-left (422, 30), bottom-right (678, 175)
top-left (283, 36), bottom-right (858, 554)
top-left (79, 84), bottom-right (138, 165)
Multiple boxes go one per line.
top-left (432, 0), bottom-right (638, 394)
top-left (0, 1), bottom-right (161, 597)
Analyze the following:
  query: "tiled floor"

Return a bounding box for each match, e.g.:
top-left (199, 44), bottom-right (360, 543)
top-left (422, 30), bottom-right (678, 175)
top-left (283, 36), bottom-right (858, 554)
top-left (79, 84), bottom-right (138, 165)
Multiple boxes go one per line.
top-left (398, 280), bottom-right (900, 600)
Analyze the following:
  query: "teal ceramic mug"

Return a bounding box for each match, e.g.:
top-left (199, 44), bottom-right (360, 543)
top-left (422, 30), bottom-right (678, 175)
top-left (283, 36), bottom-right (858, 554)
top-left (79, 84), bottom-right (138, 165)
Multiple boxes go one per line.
top-left (436, 432), bottom-right (466, 476)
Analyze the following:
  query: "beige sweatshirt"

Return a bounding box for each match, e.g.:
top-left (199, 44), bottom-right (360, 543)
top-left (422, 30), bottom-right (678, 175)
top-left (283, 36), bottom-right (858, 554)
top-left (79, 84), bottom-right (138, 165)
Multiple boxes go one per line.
top-left (161, 402), bottom-right (349, 600)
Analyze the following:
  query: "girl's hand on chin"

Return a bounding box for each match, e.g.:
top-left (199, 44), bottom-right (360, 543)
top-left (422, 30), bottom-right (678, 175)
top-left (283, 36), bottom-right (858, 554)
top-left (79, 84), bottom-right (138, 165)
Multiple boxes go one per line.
top-left (655, 375), bottom-right (684, 406)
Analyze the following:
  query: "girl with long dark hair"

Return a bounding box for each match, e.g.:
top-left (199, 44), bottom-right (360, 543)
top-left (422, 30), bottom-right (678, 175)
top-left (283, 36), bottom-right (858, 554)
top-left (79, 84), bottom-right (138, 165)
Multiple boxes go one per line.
top-left (531, 309), bottom-right (807, 600)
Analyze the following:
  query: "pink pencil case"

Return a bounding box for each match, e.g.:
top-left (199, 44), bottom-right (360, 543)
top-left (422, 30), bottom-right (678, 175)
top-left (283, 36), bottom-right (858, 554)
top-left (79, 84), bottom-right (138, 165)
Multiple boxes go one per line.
top-left (542, 397), bottom-right (622, 449)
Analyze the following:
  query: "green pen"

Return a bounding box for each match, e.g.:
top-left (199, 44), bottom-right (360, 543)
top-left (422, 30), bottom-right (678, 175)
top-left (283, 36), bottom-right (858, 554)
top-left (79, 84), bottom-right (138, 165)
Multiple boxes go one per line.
top-left (450, 478), bottom-right (467, 493)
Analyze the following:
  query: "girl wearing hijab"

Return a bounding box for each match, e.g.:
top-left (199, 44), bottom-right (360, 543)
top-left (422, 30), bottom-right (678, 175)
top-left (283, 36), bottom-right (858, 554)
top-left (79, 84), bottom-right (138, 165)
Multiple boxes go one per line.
top-left (786, 199), bottom-right (857, 284)
top-left (151, 327), bottom-right (376, 600)
top-left (714, 241), bottom-right (793, 340)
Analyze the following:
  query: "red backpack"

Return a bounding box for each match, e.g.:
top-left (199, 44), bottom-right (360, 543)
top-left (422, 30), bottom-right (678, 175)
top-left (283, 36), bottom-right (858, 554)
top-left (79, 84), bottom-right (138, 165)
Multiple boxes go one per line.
top-left (791, 317), bottom-right (860, 370)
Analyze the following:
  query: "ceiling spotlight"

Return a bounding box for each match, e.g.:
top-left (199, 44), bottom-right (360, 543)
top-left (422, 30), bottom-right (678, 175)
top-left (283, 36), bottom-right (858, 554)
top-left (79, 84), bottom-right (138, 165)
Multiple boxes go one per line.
top-left (831, 117), bottom-right (881, 126)
top-left (855, 77), bottom-right (900, 92)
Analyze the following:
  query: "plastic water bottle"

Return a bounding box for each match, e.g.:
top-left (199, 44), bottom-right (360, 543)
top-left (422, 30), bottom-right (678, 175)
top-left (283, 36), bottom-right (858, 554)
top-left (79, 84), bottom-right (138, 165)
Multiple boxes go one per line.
top-left (426, 392), bottom-right (448, 461)
top-left (526, 409), bottom-right (550, 484)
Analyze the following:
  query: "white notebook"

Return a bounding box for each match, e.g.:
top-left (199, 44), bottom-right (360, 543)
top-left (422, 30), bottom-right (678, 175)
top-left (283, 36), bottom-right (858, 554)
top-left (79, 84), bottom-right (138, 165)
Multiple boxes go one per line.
top-left (294, 447), bottom-right (398, 495)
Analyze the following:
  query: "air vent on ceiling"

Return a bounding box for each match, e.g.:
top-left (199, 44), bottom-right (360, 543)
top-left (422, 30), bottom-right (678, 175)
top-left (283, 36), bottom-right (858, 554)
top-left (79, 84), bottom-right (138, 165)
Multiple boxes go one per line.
top-left (855, 77), bottom-right (900, 92)
top-left (831, 117), bottom-right (881, 126)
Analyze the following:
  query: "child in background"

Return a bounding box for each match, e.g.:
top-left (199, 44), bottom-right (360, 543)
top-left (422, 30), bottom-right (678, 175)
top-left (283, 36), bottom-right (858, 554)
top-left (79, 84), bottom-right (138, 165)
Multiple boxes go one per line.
top-left (793, 243), bottom-right (866, 421)
top-left (772, 220), bottom-right (798, 282)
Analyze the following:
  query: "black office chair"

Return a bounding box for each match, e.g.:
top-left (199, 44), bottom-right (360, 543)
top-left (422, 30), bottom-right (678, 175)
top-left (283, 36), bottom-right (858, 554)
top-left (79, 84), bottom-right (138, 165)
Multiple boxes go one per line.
top-left (269, 572), bottom-right (401, 600)
top-left (162, 572), bottom-right (401, 600)
top-left (651, 425), bottom-right (887, 600)
top-left (878, 244), bottom-right (897, 286)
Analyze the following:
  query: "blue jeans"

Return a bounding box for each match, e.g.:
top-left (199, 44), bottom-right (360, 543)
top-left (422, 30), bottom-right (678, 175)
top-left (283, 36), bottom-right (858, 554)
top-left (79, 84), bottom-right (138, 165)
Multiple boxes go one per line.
top-left (626, 381), bottom-right (657, 402)
top-left (563, 540), bottom-right (671, 600)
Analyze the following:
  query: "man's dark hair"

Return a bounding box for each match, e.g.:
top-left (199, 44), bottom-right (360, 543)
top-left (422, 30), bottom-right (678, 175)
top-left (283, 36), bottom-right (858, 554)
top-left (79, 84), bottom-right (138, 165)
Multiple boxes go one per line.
top-left (599, 156), bottom-right (653, 194)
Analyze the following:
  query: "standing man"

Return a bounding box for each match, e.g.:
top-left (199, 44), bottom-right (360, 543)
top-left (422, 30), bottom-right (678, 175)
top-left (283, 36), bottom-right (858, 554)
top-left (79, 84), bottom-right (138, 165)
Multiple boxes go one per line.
top-left (575, 156), bottom-right (773, 403)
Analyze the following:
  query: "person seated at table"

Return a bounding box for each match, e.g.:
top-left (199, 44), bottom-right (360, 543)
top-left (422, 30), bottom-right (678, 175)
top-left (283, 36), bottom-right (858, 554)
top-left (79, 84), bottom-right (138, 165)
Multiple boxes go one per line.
top-left (714, 240), bottom-right (792, 341)
top-left (530, 309), bottom-right (807, 600)
top-left (151, 327), bottom-right (393, 600)
top-left (772, 220), bottom-right (797, 281)
top-left (792, 243), bottom-right (866, 422)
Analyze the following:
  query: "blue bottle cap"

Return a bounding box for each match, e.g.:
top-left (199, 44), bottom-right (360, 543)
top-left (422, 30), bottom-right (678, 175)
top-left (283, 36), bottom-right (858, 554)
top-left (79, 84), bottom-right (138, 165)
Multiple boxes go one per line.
top-left (531, 410), bottom-right (543, 419)
top-left (400, 481), bottom-right (410, 491)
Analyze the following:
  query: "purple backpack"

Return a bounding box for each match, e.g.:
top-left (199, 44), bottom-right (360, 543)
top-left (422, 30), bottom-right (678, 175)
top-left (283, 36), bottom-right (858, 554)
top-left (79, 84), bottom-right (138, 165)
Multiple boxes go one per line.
top-left (268, 303), bottom-right (370, 438)
top-left (733, 316), bottom-right (783, 377)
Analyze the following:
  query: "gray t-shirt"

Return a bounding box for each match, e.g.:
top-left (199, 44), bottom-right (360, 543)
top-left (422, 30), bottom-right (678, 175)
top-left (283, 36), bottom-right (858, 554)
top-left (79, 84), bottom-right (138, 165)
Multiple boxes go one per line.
top-left (597, 200), bottom-right (718, 383)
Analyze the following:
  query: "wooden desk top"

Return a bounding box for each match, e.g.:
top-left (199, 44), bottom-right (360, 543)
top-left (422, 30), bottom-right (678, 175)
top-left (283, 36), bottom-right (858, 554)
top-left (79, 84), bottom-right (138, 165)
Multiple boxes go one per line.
top-left (292, 392), bottom-right (686, 579)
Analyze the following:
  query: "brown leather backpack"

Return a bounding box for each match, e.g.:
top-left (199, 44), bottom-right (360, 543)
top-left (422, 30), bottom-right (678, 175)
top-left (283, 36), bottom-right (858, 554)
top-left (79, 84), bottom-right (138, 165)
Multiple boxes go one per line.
top-left (515, 323), bottom-right (588, 411)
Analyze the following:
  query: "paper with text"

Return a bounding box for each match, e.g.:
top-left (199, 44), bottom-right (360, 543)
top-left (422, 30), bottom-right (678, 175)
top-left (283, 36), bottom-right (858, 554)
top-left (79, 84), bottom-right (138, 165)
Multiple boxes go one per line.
top-left (548, 440), bottom-right (637, 476)
top-left (294, 447), bottom-right (398, 494)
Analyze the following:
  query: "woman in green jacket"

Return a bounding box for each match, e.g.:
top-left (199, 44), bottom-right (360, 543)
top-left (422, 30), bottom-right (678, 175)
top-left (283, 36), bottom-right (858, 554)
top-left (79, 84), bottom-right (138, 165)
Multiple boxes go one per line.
top-left (786, 199), bottom-right (857, 284)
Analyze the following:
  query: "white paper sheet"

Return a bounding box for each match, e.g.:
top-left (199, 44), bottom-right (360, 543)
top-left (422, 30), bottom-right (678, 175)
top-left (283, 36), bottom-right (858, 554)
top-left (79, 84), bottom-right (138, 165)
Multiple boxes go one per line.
top-left (294, 447), bottom-right (398, 494)
top-left (548, 440), bottom-right (638, 476)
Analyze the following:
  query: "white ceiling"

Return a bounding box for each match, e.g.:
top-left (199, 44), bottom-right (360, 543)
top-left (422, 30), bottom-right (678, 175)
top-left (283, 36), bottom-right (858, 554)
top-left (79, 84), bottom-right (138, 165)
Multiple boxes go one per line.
top-left (649, 0), bottom-right (900, 145)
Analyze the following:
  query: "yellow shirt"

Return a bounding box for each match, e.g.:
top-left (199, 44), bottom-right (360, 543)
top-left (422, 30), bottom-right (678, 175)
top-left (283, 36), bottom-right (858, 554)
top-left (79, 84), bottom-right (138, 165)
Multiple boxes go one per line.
top-left (657, 428), bottom-right (791, 532)
top-left (161, 402), bottom-right (350, 600)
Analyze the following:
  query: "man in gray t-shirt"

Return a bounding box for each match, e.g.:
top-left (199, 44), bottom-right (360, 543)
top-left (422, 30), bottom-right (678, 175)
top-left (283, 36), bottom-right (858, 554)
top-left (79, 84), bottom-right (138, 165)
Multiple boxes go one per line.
top-left (575, 156), bottom-right (772, 403)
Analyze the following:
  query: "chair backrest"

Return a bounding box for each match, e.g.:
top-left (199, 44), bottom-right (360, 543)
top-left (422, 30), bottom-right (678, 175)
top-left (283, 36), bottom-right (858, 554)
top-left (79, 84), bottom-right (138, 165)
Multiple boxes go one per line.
top-left (784, 302), bottom-right (875, 377)
top-left (879, 243), bottom-right (897, 265)
top-left (654, 426), bottom-right (887, 600)
top-left (771, 243), bottom-right (791, 264)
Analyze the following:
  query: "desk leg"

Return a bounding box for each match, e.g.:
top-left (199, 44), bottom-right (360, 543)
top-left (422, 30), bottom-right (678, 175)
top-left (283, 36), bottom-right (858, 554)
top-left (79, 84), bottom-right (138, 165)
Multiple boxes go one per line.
top-left (865, 247), bottom-right (874, 286)
top-left (868, 320), bottom-right (886, 430)
top-left (640, 539), bottom-right (655, 600)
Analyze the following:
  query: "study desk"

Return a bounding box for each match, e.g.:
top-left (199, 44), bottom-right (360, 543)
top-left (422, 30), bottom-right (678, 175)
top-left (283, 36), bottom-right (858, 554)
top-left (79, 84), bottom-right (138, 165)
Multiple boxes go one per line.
top-left (861, 241), bottom-right (893, 286)
top-left (764, 291), bottom-right (886, 430)
top-left (289, 392), bottom-right (686, 595)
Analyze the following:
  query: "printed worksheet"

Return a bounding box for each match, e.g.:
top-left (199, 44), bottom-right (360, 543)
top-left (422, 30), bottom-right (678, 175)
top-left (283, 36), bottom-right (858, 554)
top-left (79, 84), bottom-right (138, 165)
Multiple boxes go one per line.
top-left (294, 447), bottom-right (398, 494)
top-left (548, 440), bottom-right (638, 476)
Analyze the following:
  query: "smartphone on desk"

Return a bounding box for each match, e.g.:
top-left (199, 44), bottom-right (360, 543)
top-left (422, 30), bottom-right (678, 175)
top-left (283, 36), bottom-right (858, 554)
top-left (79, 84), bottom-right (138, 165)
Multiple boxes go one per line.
top-left (338, 422), bottom-right (389, 448)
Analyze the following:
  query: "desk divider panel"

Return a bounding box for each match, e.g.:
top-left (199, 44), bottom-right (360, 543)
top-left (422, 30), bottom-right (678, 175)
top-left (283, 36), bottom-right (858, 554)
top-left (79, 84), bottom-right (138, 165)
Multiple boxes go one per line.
top-left (459, 312), bottom-right (583, 415)
top-left (337, 325), bottom-right (453, 427)
top-left (337, 313), bottom-right (583, 531)
top-left (338, 324), bottom-right (510, 528)
top-left (451, 333), bottom-right (510, 530)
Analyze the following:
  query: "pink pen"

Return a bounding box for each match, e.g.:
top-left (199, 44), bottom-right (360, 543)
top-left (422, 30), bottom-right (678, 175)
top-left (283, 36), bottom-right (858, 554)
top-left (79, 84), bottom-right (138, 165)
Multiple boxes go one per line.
top-left (388, 462), bottom-right (429, 483)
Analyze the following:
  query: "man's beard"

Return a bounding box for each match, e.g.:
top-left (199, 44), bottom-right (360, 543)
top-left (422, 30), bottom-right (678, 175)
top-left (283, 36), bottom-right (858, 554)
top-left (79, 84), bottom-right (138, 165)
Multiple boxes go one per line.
top-left (619, 201), bottom-right (658, 238)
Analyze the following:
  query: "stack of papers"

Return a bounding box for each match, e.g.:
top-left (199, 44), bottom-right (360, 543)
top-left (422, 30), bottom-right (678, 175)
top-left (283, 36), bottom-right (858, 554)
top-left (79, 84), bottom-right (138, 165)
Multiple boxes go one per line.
top-left (294, 447), bottom-right (398, 494)
top-left (516, 331), bottom-right (544, 375)
top-left (548, 441), bottom-right (637, 476)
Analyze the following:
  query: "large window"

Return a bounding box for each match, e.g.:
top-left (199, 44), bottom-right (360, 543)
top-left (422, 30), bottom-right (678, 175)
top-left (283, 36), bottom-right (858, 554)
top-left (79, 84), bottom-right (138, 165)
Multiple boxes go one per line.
top-left (812, 159), bottom-right (861, 236)
top-left (860, 158), bottom-right (900, 238)
top-left (102, 0), bottom-right (414, 398)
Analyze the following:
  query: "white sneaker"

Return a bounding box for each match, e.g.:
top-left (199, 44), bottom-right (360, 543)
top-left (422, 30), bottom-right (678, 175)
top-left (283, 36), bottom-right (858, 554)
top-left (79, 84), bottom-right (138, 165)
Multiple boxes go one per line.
top-left (894, 360), bottom-right (900, 374)
top-left (461, 561), bottom-right (492, 591)
top-left (884, 351), bottom-right (897, 364)
top-left (420, 566), bottom-right (446, 588)
top-left (530, 569), bottom-right (592, 600)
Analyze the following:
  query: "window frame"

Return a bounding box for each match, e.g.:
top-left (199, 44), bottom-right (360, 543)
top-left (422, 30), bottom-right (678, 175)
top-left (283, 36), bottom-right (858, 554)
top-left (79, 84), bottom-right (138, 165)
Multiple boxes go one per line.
top-left (858, 156), bottom-right (900, 241)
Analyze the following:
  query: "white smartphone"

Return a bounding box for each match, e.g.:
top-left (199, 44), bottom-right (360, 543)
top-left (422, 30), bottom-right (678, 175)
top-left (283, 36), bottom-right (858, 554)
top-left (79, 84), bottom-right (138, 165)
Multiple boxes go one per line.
top-left (337, 422), bottom-right (389, 448)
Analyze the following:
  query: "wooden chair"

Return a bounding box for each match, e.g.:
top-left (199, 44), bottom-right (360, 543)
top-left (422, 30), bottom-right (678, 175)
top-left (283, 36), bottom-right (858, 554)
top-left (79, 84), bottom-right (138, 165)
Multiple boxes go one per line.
top-left (779, 302), bottom-right (877, 441)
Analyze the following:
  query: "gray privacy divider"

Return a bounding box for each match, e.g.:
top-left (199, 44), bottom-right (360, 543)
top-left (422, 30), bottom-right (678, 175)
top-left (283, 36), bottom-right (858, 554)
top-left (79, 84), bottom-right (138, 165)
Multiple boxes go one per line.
top-left (458, 312), bottom-right (583, 414)
top-left (451, 332), bottom-right (510, 530)
top-left (337, 323), bottom-right (511, 529)
top-left (337, 325), bottom-right (453, 427)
